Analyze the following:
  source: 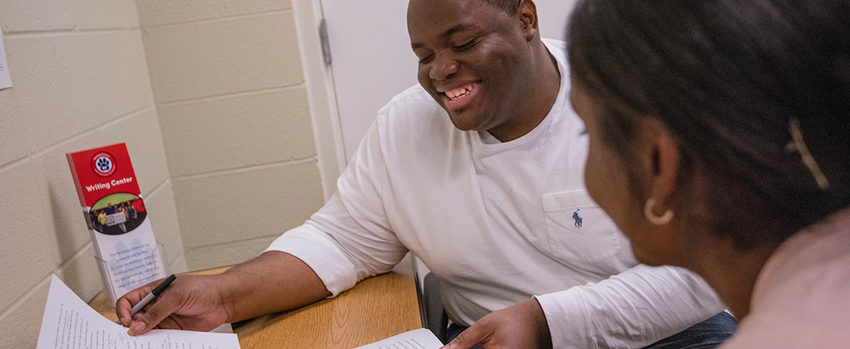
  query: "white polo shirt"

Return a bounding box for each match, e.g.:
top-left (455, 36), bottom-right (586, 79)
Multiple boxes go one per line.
top-left (267, 39), bottom-right (724, 348)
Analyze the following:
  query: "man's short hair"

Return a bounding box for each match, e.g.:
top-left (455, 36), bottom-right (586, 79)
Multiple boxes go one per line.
top-left (481, 0), bottom-right (522, 14)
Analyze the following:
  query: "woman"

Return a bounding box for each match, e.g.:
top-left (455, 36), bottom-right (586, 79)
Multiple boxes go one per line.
top-left (567, 0), bottom-right (849, 347)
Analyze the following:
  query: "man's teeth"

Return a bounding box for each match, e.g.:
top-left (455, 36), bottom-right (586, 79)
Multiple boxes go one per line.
top-left (446, 85), bottom-right (474, 99)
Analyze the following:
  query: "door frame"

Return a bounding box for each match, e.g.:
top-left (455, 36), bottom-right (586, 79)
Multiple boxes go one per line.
top-left (292, 0), bottom-right (346, 201)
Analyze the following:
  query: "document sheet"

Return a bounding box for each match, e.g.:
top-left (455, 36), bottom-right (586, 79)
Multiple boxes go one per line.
top-left (36, 275), bottom-right (241, 349)
top-left (354, 328), bottom-right (443, 349)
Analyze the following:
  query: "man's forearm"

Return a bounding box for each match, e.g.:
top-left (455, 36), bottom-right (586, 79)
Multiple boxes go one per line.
top-left (537, 264), bottom-right (725, 348)
top-left (218, 251), bottom-right (332, 323)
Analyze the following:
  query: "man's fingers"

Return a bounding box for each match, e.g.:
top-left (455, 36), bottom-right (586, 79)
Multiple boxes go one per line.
top-left (154, 316), bottom-right (182, 330)
top-left (127, 293), bottom-right (180, 336)
top-left (441, 324), bottom-right (487, 349)
top-left (116, 297), bottom-right (132, 325)
top-left (115, 285), bottom-right (153, 326)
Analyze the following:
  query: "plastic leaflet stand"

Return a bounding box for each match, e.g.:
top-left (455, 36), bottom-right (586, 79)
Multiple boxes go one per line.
top-left (67, 143), bottom-right (168, 306)
top-left (95, 241), bottom-right (169, 307)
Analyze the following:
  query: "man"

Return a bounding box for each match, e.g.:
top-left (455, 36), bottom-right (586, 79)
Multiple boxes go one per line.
top-left (118, 0), bottom-right (734, 347)
top-left (97, 210), bottom-right (106, 229)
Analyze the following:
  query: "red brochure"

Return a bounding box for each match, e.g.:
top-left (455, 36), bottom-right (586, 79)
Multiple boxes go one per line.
top-left (67, 143), bottom-right (166, 304)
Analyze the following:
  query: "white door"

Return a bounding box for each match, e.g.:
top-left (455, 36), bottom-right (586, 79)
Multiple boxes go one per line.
top-left (322, 0), bottom-right (580, 161)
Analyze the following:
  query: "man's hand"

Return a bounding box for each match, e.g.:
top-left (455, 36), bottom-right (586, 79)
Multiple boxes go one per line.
top-left (442, 298), bottom-right (553, 349)
top-left (115, 251), bottom-right (331, 336)
top-left (116, 275), bottom-right (230, 336)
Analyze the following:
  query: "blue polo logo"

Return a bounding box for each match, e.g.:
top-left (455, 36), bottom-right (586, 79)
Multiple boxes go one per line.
top-left (573, 209), bottom-right (583, 228)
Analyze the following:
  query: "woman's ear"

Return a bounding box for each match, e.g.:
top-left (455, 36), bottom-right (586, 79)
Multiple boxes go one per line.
top-left (518, 0), bottom-right (540, 41)
top-left (645, 119), bottom-right (681, 215)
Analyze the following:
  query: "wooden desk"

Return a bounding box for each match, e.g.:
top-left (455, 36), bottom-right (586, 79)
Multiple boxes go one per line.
top-left (89, 270), bottom-right (422, 348)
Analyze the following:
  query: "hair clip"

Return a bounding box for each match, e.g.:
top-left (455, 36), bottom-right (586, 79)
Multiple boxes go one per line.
top-left (785, 117), bottom-right (830, 190)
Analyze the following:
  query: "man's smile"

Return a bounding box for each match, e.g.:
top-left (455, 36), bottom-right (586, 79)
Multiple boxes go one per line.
top-left (441, 82), bottom-right (480, 110)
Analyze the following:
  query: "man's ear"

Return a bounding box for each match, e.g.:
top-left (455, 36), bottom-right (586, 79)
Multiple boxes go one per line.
top-left (518, 0), bottom-right (540, 41)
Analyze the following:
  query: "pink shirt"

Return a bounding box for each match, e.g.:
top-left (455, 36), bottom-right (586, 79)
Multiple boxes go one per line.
top-left (720, 208), bottom-right (850, 348)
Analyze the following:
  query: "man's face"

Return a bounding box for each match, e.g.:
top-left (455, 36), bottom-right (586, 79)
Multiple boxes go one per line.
top-left (408, 0), bottom-right (534, 133)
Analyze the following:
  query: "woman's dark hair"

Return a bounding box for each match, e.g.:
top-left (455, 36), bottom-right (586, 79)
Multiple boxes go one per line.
top-left (567, 0), bottom-right (850, 250)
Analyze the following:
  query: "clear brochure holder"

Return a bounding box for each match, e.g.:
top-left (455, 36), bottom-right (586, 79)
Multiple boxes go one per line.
top-left (94, 241), bottom-right (169, 308)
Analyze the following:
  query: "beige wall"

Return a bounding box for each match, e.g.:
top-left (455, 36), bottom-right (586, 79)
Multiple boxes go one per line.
top-left (0, 0), bottom-right (326, 347)
top-left (0, 0), bottom-right (187, 347)
top-left (136, 0), bottom-right (325, 270)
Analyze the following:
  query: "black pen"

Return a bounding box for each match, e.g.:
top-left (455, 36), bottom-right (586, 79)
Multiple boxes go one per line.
top-left (119, 274), bottom-right (176, 325)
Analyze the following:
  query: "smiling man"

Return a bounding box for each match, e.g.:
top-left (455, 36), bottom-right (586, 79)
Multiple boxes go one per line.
top-left (117, 0), bottom-right (734, 347)
top-left (409, 0), bottom-right (559, 142)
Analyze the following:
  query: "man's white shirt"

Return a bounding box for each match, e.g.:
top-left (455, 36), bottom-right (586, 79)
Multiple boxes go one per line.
top-left (267, 39), bottom-right (725, 348)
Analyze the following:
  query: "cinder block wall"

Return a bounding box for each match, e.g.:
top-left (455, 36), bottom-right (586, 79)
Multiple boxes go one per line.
top-left (136, 0), bottom-right (325, 270)
top-left (0, 1), bottom-right (187, 348)
top-left (0, 0), bottom-right (327, 347)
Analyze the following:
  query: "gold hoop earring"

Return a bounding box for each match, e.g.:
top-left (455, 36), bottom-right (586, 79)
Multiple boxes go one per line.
top-left (644, 198), bottom-right (674, 225)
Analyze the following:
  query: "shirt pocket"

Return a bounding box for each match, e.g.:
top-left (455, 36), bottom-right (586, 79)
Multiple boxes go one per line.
top-left (542, 190), bottom-right (621, 264)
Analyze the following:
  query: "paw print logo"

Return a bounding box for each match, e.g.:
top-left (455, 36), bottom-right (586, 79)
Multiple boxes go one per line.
top-left (97, 157), bottom-right (112, 172)
top-left (91, 152), bottom-right (116, 177)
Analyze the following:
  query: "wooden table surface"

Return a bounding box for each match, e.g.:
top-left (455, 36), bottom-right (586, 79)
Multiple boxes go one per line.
top-left (89, 269), bottom-right (422, 348)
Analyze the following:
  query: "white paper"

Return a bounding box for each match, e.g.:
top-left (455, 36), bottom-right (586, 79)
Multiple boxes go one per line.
top-left (354, 328), bottom-right (443, 349)
top-left (211, 322), bottom-right (234, 334)
top-left (37, 275), bottom-right (241, 349)
top-left (0, 27), bottom-right (11, 89)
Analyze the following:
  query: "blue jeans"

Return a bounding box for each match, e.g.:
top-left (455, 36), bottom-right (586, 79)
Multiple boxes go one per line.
top-left (643, 311), bottom-right (737, 349)
top-left (445, 311), bottom-right (736, 348)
